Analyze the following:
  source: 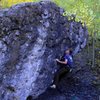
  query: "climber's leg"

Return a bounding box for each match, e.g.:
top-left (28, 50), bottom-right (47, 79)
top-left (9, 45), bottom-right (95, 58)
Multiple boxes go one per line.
top-left (51, 67), bottom-right (69, 89)
top-left (59, 67), bottom-right (70, 82)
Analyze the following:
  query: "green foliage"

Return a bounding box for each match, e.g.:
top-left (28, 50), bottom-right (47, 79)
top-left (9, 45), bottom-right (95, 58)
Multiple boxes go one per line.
top-left (53, 0), bottom-right (100, 36)
top-left (0, 0), bottom-right (39, 8)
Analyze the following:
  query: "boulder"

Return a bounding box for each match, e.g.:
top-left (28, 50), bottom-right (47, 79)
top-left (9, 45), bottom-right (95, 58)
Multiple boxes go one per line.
top-left (0, 1), bottom-right (88, 100)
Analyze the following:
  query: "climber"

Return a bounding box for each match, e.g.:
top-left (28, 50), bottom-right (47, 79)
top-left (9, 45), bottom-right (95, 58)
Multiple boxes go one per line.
top-left (50, 47), bottom-right (74, 89)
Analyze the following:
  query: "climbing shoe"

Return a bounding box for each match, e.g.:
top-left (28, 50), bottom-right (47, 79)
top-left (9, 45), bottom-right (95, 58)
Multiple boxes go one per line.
top-left (50, 84), bottom-right (56, 89)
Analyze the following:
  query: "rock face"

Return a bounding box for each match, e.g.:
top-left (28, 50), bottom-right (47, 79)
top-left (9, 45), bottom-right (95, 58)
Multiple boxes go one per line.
top-left (0, 1), bottom-right (88, 100)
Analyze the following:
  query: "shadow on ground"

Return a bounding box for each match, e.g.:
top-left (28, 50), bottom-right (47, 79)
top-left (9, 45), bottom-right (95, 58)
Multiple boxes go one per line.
top-left (34, 66), bottom-right (99, 100)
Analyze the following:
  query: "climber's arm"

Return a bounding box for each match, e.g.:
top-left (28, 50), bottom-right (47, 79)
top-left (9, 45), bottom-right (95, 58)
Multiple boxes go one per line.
top-left (56, 59), bottom-right (67, 64)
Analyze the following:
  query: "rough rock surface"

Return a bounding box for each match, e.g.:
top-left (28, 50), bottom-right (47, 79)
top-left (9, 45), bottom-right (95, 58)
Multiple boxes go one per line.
top-left (0, 1), bottom-right (88, 100)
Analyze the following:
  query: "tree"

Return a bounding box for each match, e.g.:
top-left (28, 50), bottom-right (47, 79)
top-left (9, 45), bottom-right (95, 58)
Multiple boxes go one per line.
top-left (0, 0), bottom-right (39, 8)
top-left (53, 0), bottom-right (100, 36)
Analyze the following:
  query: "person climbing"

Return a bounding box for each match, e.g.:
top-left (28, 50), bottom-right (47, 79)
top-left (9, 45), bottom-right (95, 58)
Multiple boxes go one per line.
top-left (50, 47), bottom-right (74, 89)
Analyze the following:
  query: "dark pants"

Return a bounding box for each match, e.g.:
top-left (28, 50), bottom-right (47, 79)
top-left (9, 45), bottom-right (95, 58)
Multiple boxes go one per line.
top-left (53, 66), bottom-right (70, 86)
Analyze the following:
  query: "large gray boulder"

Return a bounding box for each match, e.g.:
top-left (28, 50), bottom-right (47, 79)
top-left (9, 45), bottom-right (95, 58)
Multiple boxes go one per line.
top-left (0, 1), bottom-right (88, 100)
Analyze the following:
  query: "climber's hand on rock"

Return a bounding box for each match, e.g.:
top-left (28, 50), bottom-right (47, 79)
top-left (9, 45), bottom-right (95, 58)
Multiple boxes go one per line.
top-left (55, 59), bottom-right (60, 62)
